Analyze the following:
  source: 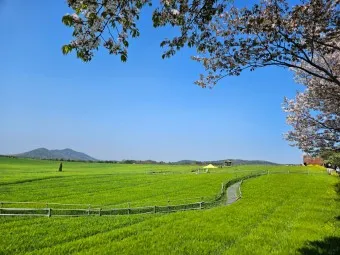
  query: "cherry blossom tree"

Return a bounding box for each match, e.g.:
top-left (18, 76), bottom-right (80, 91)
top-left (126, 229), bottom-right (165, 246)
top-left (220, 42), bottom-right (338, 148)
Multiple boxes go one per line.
top-left (62, 0), bottom-right (339, 87)
top-left (189, 0), bottom-right (339, 87)
top-left (283, 41), bottom-right (339, 154)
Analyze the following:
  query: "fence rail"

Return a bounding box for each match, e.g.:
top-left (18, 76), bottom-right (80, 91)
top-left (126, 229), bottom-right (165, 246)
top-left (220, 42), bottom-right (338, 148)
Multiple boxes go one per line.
top-left (0, 170), bottom-right (325, 217)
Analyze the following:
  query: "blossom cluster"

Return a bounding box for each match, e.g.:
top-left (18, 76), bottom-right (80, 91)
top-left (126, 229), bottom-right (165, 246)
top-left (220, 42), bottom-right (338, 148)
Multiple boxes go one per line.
top-left (283, 40), bottom-right (340, 153)
top-left (189, 0), bottom-right (339, 87)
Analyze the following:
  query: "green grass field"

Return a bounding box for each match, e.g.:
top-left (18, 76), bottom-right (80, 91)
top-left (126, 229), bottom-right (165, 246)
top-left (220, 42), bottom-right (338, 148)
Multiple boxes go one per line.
top-left (0, 158), bottom-right (339, 254)
top-left (0, 158), bottom-right (251, 207)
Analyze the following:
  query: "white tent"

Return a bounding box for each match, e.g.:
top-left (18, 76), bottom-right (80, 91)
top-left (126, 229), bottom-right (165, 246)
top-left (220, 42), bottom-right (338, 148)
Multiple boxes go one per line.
top-left (203, 164), bottom-right (217, 169)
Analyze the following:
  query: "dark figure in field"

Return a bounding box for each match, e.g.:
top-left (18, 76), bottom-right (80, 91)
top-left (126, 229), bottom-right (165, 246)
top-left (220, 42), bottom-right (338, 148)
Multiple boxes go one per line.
top-left (58, 162), bottom-right (63, 172)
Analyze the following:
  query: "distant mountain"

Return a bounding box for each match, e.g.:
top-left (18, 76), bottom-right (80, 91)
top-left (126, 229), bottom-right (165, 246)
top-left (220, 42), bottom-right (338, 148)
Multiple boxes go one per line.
top-left (11, 149), bottom-right (278, 165)
top-left (15, 148), bottom-right (97, 161)
top-left (174, 159), bottom-right (278, 165)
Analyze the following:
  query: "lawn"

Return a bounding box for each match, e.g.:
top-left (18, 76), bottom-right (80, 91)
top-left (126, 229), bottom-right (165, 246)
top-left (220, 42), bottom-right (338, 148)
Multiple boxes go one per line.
top-left (0, 158), bottom-right (249, 207)
top-left (0, 158), bottom-right (339, 254)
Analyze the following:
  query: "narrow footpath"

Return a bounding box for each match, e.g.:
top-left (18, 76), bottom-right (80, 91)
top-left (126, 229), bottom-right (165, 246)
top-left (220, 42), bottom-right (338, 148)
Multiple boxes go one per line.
top-left (226, 181), bottom-right (242, 205)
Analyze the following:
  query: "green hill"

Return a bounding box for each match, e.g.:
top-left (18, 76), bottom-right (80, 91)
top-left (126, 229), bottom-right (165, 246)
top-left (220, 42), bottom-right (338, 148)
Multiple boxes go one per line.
top-left (15, 148), bottom-right (97, 161)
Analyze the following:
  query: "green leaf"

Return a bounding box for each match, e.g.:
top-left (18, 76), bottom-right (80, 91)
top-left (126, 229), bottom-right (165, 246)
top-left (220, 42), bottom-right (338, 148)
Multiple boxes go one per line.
top-left (62, 45), bottom-right (72, 55)
top-left (62, 15), bottom-right (73, 27)
top-left (120, 54), bottom-right (127, 62)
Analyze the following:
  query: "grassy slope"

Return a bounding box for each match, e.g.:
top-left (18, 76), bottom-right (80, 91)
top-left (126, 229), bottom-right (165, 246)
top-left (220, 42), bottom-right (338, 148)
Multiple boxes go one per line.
top-left (0, 158), bottom-right (339, 254)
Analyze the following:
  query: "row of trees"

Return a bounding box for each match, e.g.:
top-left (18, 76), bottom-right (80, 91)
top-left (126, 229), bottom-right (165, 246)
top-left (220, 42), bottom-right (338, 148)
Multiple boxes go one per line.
top-left (62, 0), bottom-right (339, 157)
top-left (0, 155), bottom-right (17, 159)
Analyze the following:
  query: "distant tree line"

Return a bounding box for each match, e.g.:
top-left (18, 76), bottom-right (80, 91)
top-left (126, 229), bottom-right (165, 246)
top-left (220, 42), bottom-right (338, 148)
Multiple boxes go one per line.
top-left (0, 155), bottom-right (17, 158)
top-left (39, 158), bottom-right (121, 163)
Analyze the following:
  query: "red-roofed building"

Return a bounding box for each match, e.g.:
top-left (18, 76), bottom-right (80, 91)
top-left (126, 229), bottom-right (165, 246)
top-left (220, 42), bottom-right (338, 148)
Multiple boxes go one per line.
top-left (303, 155), bottom-right (324, 166)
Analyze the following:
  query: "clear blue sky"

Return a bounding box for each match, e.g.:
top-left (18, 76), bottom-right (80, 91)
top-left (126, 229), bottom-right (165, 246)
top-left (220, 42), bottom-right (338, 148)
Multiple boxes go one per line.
top-left (0, 0), bottom-right (303, 163)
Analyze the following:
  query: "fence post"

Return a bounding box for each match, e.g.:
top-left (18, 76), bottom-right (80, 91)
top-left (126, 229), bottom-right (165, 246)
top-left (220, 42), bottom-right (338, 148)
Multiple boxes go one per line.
top-left (99, 208), bottom-right (102, 216)
top-left (47, 208), bottom-right (51, 217)
top-left (199, 202), bottom-right (202, 210)
top-left (0, 202), bottom-right (2, 215)
top-left (267, 170), bottom-right (269, 175)
top-left (127, 203), bottom-right (130, 215)
top-left (167, 200), bottom-right (170, 213)
top-left (88, 204), bottom-right (91, 216)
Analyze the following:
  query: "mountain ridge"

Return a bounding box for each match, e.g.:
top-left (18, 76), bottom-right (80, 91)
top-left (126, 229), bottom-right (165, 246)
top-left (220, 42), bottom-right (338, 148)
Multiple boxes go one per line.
top-left (15, 148), bottom-right (97, 161)
top-left (13, 148), bottom-right (279, 165)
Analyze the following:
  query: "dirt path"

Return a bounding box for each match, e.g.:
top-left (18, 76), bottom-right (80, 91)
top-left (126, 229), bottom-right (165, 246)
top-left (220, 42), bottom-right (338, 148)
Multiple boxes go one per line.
top-left (226, 181), bottom-right (242, 205)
